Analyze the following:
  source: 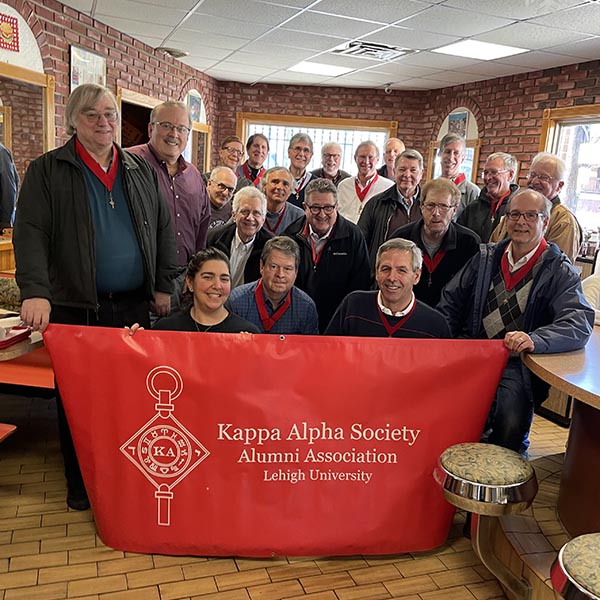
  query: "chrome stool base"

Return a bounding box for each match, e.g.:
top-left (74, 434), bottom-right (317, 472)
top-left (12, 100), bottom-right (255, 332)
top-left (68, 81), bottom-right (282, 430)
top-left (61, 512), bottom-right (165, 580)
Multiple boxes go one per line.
top-left (435, 443), bottom-right (539, 600)
top-left (551, 533), bottom-right (600, 599)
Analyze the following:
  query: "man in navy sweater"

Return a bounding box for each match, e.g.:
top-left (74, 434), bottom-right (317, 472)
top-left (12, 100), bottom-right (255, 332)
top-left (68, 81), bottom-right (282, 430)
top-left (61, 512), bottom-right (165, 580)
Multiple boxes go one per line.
top-left (325, 238), bottom-right (451, 338)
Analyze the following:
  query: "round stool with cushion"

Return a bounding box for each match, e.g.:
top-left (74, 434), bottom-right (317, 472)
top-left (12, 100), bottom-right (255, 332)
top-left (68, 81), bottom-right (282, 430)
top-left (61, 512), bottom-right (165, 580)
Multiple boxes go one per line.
top-left (551, 533), bottom-right (600, 599)
top-left (434, 442), bottom-right (539, 600)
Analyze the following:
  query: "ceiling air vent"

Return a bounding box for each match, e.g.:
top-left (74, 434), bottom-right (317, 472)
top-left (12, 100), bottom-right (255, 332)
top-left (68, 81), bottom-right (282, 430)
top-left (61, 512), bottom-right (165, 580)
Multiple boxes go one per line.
top-left (332, 41), bottom-right (415, 62)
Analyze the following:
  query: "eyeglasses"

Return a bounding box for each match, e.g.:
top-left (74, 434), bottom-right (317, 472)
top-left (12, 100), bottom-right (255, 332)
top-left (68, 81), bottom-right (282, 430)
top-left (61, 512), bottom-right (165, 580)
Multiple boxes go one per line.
top-left (292, 146), bottom-right (312, 155)
top-left (214, 181), bottom-right (235, 194)
top-left (422, 202), bottom-right (456, 213)
top-left (323, 153), bottom-right (341, 160)
top-left (82, 110), bottom-right (118, 123)
top-left (506, 211), bottom-right (544, 222)
top-left (482, 169), bottom-right (509, 177)
top-left (527, 171), bottom-right (554, 183)
top-left (306, 205), bottom-right (336, 215)
top-left (223, 146), bottom-right (243, 157)
top-left (154, 121), bottom-right (191, 135)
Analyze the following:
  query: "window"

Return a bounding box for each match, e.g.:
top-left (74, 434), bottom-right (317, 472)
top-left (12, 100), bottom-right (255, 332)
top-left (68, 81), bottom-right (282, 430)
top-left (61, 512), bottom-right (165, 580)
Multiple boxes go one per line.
top-left (541, 105), bottom-right (600, 232)
top-left (236, 113), bottom-right (397, 174)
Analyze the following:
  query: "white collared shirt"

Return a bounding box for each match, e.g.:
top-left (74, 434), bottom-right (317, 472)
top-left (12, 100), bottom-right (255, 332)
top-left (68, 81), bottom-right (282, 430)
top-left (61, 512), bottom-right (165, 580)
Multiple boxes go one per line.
top-left (230, 229), bottom-right (255, 288)
top-left (308, 223), bottom-right (333, 256)
top-left (377, 291), bottom-right (415, 317)
top-left (506, 239), bottom-right (544, 273)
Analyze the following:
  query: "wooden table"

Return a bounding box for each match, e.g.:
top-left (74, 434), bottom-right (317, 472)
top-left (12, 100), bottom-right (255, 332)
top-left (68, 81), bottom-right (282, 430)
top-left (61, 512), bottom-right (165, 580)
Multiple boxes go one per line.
top-left (523, 327), bottom-right (600, 537)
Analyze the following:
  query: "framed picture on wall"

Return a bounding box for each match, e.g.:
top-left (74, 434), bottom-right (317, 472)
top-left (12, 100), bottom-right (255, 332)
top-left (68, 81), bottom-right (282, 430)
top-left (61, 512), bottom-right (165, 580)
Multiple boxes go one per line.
top-left (448, 111), bottom-right (468, 138)
top-left (70, 46), bottom-right (106, 92)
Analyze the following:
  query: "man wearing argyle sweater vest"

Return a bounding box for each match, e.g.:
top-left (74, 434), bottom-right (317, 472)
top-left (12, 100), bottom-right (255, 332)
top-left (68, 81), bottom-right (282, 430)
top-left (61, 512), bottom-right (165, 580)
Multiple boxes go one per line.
top-left (438, 189), bottom-right (594, 454)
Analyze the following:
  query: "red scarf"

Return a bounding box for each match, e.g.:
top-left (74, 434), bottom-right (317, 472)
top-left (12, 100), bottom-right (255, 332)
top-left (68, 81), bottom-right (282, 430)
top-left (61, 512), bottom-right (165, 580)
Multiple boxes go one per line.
top-left (301, 221), bottom-right (332, 266)
top-left (253, 279), bottom-right (291, 332)
top-left (422, 250), bottom-right (447, 278)
top-left (243, 162), bottom-right (265, 187)
top-left (452, 173), bottom-right (466, 186)
top-left (501, 239), bottom-right (548, 291)
top-left (376, 299), bottom-right (416, 337)
top-left (265, 204), bottom-right (286, 234)
top-left (355, 173), bottom-right (379, 202)
top-left (491, 190), bottom-right (511, 219)
top-left (75, 138), bottom-right (119, 208)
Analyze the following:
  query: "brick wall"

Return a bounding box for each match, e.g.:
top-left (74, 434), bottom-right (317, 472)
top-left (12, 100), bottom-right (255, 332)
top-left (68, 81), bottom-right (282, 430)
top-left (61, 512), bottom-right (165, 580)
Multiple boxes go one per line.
top-left (4, 0), bottom-right (600, 181)
top-left (0, 78), bottom-right (43, 178)
top-left (6, 0), bottom-right (219, 149)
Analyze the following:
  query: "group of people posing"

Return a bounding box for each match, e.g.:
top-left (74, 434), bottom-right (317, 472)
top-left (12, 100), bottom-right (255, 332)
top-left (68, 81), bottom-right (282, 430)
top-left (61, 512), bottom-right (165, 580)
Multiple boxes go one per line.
top-left (13, 84), bottom-right (594, 512)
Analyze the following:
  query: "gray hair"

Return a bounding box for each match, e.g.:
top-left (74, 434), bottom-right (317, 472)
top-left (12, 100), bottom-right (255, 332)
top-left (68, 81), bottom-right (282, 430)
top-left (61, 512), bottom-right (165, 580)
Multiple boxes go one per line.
top-left (261, 166), bottom-right (292, 189)
top-left (439, 133), bottom-right (465, 152)
top-left (376, 238), bottom-right (423, 272)
top-left (395, 149), bottom-right (424, 170)
top-left (507, 189), bottom-right (552, 218)
top-left (385, 137), bottom-right (405, 150)
top-left (65, 84), bottom-right (118, 136)
top-left (354, 140), bottom-right (379, 159)
top-left (150, 101), bottom-right (191, 128)
top-left (531, 152), bottom-right (566, 181)
top-left (210, 166), bottom-right (237, 183)
top-left (487, 152), bottom-right (517, 175)
top-left (232, 185), bottom-right (267, 214)
top-left (288, 133), bottom-right (313, 152)
top-left (321, 142), bottom-right (342, 156)
top-left (261, 236), bottom-right (300, 269)
top-left (304, 178), bottom-right (338, 204)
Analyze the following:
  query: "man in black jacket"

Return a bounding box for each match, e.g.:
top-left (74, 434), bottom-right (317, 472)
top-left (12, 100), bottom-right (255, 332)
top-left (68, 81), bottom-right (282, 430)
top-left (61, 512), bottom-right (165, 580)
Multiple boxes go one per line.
top-left (390, 178), bottom-right (480, 306)
top-left (207, 186), bottom-right (272, 287)
top-left (283, 178), bottom-right (370, 331)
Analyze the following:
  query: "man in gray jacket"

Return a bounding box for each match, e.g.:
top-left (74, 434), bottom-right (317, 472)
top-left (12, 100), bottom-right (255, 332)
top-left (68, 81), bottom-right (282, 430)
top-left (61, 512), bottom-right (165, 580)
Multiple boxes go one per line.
top-left (438, 189), bottom-right (593, 455)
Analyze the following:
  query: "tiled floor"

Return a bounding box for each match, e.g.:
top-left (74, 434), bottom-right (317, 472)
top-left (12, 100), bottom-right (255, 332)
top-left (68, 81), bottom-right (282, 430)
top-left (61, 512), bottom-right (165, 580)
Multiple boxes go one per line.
top-left (0, 391), bottom-right (569, 600)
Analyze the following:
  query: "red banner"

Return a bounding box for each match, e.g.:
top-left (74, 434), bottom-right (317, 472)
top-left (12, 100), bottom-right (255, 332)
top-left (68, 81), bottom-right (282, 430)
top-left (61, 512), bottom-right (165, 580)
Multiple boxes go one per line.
top-left (44, 325), bottom-right (508, 557)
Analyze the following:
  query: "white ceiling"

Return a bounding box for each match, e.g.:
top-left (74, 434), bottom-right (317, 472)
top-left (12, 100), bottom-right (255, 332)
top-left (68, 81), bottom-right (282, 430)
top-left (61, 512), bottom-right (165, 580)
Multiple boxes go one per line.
top-left (61, 0), bottom-right (600, 90)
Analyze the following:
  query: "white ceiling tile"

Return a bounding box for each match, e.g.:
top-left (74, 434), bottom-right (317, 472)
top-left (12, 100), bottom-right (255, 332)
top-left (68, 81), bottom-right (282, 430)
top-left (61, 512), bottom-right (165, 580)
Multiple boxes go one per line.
top-left (497, 50), bottom-right (585, 69)
top-left (309, 52), bottom-right (385, 69)
top-left (546, 37), bottom-right (600, 59)
top-left (224, 51), bottom-right (300, 70)
top-left (180, 57), bottom-right (221, 71)
top-left (94, 15), bottom-right (175, 38)
top-left (420, 70), bottom-right (492, 84)
top-left (59, 0), bottom-right (95, 12)
top-left (207, 71), bottom-right (262, 84)
top-left (329, 70), bottom-right (402, 85)
top-left (399, 5), bottom-right (515, 37)
top-left (459, 61), bottom-right (533, 77)
top-left (361, 26), bottom-right (459, 51)
top-left (475, 22), bottom-right (591, 50)
top-left (396, 51), bottom-right (479, 69)
top-left (442, 0), bottom-right (588, 20)
top-left (391, 78), bottom-right (447, 89)
top-left (207, 61), bottom-right (276, 77)
top-left (259, 0), bottom-right (319, 8)
top-left (243, 42), bottom-right (317, 62)
top-left (194, 0), bottom-right (301, 25)
top-left (95, 0), bottom-right (187, 25)
top-left (182, 46), bottom-right (234, 61)
top-left (127, 0), bottom-right (198, 8)
top-left (309, 0), bottom-right (429, 24)
top-left (367, 63), bottom-right (443, 78)
top-left (529, 4), bottom-right (600, 36)
top-left (183, 14), bottom-right (271, 38)
top-left (261, 28), bottom-right (347, 50)
top-left (284, 11), bottom-right (386, 37)
top-left (168, 30), bottom-right (251, 51)
top-left (258, 71), bottom-right (332, 84)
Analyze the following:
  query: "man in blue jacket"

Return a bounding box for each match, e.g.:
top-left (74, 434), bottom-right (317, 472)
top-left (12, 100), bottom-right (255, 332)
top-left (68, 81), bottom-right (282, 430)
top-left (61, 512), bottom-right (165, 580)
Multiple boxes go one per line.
top-left (438, 189), bottom-right (594, 454)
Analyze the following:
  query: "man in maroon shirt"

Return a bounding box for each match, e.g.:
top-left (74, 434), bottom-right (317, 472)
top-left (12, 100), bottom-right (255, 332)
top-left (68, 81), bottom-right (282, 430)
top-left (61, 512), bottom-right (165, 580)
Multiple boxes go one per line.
top-left (128, 101), bottom-right (210, 308)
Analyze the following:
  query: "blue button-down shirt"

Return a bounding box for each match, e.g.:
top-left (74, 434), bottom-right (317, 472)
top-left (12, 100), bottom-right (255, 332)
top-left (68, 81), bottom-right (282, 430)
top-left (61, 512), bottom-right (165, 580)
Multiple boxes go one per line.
top-left (226, 280), bottom-right (319, 334)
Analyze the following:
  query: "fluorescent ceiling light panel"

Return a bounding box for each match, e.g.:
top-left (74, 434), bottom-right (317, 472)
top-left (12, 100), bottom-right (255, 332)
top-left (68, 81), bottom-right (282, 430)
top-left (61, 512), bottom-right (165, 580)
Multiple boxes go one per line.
top-left (288, 61), bottom-right (354, 76)
top-left (433, 40), bottom-right (528, 60)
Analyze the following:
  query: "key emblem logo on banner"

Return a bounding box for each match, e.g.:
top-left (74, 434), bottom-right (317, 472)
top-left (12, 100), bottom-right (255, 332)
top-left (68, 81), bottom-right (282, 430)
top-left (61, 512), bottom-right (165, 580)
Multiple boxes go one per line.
top-left (120, 366), bottom-right (210, 526)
